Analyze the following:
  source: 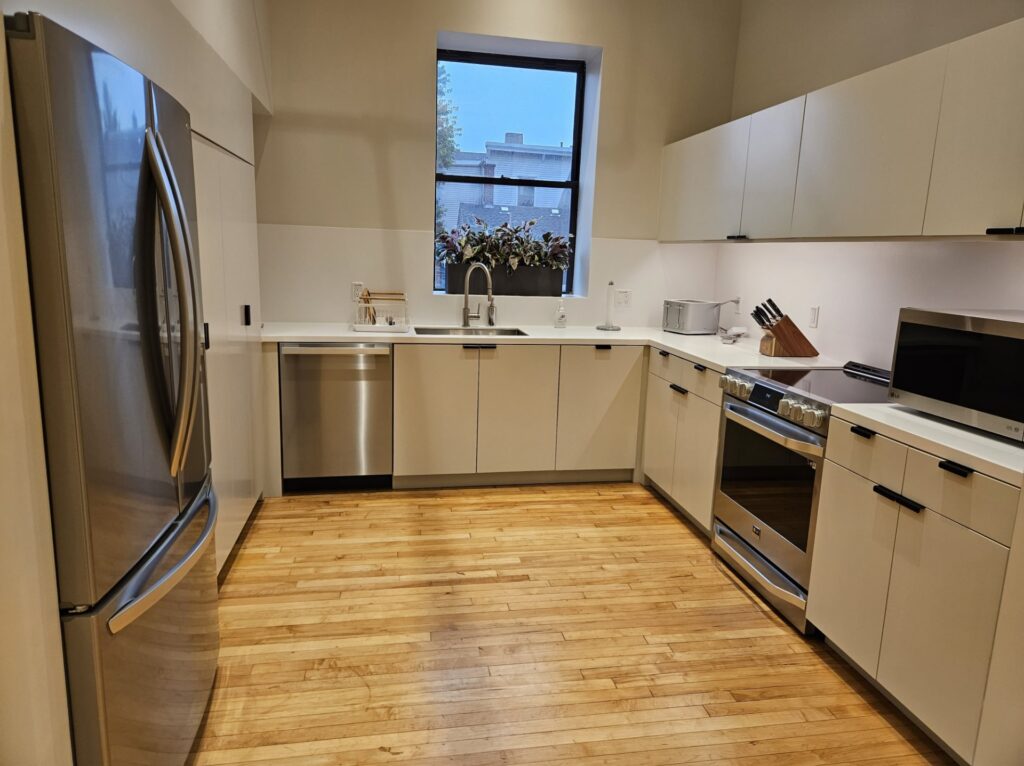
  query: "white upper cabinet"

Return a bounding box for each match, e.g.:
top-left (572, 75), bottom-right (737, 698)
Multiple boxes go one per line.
top-left (739, 96), bottom-right (805, 239)
top-left (657, 117), bottom-right (750, 242)
top-left (924, 18), bottom-right (1024, 235)
top-left (792, 47), bottom-right (947, 237)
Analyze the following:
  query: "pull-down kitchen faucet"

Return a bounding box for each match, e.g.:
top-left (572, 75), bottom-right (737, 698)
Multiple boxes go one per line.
top-left (462, 262), bottom-right (497, 327)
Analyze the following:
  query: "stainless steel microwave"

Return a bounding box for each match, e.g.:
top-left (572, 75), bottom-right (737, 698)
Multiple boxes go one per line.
top-left (889, 308), bottom-right (1024, 442)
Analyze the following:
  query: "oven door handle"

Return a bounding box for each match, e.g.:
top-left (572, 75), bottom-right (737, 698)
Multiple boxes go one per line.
top-left (713, 524), bottom-right (807, 609)
top-left (724, 402), bottom-right (825, 459)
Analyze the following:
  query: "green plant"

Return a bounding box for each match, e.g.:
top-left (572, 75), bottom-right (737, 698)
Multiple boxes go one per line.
top-left (434, 218), bottom-right (572, 273)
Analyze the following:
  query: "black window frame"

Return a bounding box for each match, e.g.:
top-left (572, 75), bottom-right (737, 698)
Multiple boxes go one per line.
top-left (435, 48), bottom-right (586, 294)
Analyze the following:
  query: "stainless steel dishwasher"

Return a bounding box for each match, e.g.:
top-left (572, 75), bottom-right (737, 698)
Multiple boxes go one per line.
top-left (279, 343), bottom-right (392, 491)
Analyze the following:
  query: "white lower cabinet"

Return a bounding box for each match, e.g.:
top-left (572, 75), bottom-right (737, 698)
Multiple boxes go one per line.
top-left (877, 508), bottom-right (1009, 761)
top-left (555, 345), bottom-right (643, 471)
top-left (393, 345), bottom-right (479, 476)
top-left (642, 373), bottom-right (680, 491)
top-left (477, 346), bottom-right (559, 473)
top-left (807, 460), bottom-right (900, 675)
top-left (670, 392), bottom-right (721, 530)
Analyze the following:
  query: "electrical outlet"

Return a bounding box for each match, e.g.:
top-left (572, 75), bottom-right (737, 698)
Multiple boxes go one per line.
top-left (615, 288), bottom-right (632, 307)
top-left (351, 281), bottom-right (365, 302)
top-left (809, 305), bottom-right (820, 328)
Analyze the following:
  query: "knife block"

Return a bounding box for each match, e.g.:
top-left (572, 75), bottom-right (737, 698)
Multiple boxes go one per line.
top-left (759, 315), bottom-right (818, 357)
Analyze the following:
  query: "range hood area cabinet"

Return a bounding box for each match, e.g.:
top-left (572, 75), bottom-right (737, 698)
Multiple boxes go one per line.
top-left (658, 16), bottom-right (1024, 242)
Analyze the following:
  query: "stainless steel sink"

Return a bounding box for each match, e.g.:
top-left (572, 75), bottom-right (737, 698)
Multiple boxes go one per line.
top-left (414, 326), bottom-right (528, 336)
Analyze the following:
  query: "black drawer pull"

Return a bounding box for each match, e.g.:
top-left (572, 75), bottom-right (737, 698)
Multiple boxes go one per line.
top-left (658, 350), bottom-right (669, 357)
top-left (873, 484), bottom-right (925, 513)
top-left (986, 227), bottom-right (1016, 235)
top-left (938, 459), bottom-right (974, 478)
top-left (462, 344), bottom-right (497, 350)
top-left (669, 383), bottom-right (688, 396)
top-left (693, 363), bottom-right (707, 372)
top-left (203, 322), bottom-right (210, 350)
top-left (595, 344), bottom-right (612, 350)
top-left (725, 234), bottom-right (749, 240)
top-left (243, 304), bottom-right (252, 326)
top-left (850, 424), bottom-right (876, 440)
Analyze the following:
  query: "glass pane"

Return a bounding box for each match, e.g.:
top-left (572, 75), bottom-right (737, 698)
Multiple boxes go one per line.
top-left (436, 59), bottom-right (577, 182)
top-left (434, 182), bottom-right (573, 292)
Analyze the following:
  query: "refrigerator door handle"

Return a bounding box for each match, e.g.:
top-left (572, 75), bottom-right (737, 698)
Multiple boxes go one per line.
top-left (107, 491), bottom-right (218, 635)
top-left (146, 128), bottom-right (195, 478)
top-left (154, 129), bottom-right (203, 457)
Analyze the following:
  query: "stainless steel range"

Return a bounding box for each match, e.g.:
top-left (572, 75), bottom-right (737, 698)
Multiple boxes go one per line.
top-left (712, 362), bottom-right (890, 632)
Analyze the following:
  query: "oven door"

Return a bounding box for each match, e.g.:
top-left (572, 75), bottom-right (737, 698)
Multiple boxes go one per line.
top-left (713, 397), bottom-right (825, 589)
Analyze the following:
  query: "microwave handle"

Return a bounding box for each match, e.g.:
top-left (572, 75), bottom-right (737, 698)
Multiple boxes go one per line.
top-left (724, 401), bottom-right (825, 459)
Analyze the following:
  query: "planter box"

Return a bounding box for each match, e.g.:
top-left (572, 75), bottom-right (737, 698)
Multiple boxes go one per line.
top-left (444, 261), bottom-right (564, 297)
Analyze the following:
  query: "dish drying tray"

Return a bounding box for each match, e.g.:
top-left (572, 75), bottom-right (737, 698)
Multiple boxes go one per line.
top-left (353, 290), bottom-right (409, 333)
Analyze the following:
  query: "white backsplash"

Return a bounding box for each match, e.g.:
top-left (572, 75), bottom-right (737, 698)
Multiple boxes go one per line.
top-left (257, 223), bottom-right (718, 328)
top-left (714, 240), bottom-right (1024, 368)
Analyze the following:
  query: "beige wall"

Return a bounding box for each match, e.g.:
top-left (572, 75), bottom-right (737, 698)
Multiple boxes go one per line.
top-left (255, 0), bottom-right (741, 240)
top-left (732, 0), bottom-right (1024, 117)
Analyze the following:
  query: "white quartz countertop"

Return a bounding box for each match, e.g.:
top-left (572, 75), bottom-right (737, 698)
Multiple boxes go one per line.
top-left (259, 323), bottom-right (842, 373)
top-left (832, 403), bottom-right (1024, 487)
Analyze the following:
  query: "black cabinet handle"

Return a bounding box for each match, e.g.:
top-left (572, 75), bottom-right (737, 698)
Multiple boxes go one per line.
top-left (462, 344), bottom-right (497, 350)
top-left (873, 484), bottom-right (925, 513)
top-left (658, 350), bottom-right (669, 357)
top-left (986, 227), bottom-right (1016, 235)
top-left (726, 234), bottom-right (749, 240)
top-left (203, 322), bottom-right (210, 350)
top-left (595, 344), bottom-right (612, 350)
top-left (938, 459), bottom-right (974, 478)
top-left (1016, 227), bottom-right (1024, 235)
top-left (669, 383), bottom-right (688, 396)
top-left (243, 304), bottom-right (252, 326)
top-left (693, 363), bottom-right (707, 373)
top-left (850, 424), bottom-right (876, 440)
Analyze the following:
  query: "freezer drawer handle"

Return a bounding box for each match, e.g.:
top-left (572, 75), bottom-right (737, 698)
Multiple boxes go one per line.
top-left (872, 484), bottom-right (925, 513)
top-left (107, 493), bottom-right (218, 635)
top-left (281, 345), bottom-right (390, 356)
top-left (938, 459), bottom-right (974, 478)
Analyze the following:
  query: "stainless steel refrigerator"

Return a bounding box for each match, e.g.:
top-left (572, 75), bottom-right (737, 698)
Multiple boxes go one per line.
top-left (6, 13), bottom-right (219, 766)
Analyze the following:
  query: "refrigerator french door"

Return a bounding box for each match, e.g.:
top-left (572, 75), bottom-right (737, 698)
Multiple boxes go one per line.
top-left (7, 13), bottom-right (218, 765)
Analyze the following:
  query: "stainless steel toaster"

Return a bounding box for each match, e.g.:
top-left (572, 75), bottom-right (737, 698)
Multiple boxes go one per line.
top-left (662, 298), bottom-right (740, 335)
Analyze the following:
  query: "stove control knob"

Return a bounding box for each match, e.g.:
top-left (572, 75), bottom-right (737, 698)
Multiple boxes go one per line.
top-left (718, 375), bottom-right (730, 390)
top-left (788, 402), bottom-right (806, 422)
top-left (803, 408), bottom-right (826, 428)
top-left (778, 398), bottom-right (793, 417)
top-left (737, 381), bottom-right (754, 400)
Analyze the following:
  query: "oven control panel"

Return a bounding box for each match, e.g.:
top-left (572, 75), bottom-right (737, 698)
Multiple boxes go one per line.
top-left (721, 374), bottom-right (828, 430)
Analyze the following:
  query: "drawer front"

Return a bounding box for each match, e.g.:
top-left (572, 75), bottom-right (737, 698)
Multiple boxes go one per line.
top-left (649, 349), bottom-right (722, 405)
top-left (903, 448), bottom-right (1019, 545)
top-left (826, 418), bottom-right (908, 489)
top-left (680, 361), bottom-right (723, 405)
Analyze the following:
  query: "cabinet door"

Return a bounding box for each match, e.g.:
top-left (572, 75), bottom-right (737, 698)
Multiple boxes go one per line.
top-left (477, 345), bottom-right (559, 473)
top-left (792, 47), bottom-right (946, 237)
top-left (394, 345), bottom-right (479, 476)
top-left (670, 391), bottom-right (721, 531)
top-left (555, 345), bottom-right (642, 471)
top-left (740, 96), bottom-right (805, 239)
top-left (924, 19), bottom-right (1024, 235)
top-left (657, 117), bottom-right (751, 241)
top-left (806, 461), bottom-right (899, 676)
top-left (642, 373), bottom-right (680, 491)
top-left (877, 508), bottom-right (1009, 761)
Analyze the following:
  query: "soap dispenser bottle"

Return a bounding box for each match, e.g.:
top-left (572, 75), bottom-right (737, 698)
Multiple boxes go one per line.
top-left (554, 299), bottom-right (567, 328)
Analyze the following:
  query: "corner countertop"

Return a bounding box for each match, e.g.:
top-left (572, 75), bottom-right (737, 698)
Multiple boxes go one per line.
top-left (832, 403), bottom-right (1024, 487)
top-left (259, 322), bottom-right (842, 373)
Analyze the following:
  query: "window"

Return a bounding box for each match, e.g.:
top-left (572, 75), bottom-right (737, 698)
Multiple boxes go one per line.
top-left (434, 49), bottom-right (585, 293)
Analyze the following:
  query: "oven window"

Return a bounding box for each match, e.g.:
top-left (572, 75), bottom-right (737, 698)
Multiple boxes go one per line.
top-left (719, 419), bottom-right (816, 551)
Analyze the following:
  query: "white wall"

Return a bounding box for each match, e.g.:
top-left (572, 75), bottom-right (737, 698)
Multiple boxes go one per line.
top-left (259, 224), bottom-right (717, 327)
top-left (731, 0), bottom-right (1024, 118)
top-left (714, 240), bottom-right (1024, 368)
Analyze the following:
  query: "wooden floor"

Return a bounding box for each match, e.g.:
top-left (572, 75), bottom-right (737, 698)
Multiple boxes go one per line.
top-left (192, 483), bottom-right (950, 765)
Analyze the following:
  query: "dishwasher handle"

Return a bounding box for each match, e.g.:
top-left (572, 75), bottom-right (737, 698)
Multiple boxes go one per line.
top-left (281, 345), bottom-right (390, 356)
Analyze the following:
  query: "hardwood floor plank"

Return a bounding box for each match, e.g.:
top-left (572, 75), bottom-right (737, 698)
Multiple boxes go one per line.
top-left (190, 483), bottom-right (948, 765)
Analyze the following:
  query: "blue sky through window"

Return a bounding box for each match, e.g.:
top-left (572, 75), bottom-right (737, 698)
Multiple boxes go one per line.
top-left (443, 61), bottom-right (577, 153)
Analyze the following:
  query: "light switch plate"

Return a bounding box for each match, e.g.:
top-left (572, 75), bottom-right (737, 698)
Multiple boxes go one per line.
top-left (809, 305), bottom-right (820, 328)
top-left (615, 288), bottom-right (632, 307)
